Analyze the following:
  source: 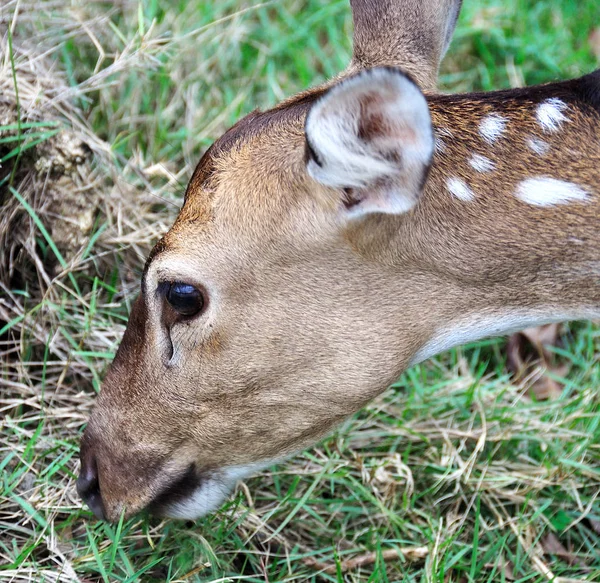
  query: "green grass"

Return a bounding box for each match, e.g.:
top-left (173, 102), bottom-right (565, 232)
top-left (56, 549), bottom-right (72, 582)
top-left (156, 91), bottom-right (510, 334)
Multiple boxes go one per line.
top-left (1, 0), bottom-right (599, 581)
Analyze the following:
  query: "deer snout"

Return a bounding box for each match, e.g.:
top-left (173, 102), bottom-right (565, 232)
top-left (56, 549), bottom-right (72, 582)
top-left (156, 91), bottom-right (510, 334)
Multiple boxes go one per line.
top-left (77, 420), bottom-right (205, 521)
top-left (77, 448), bottom-right (107, 521)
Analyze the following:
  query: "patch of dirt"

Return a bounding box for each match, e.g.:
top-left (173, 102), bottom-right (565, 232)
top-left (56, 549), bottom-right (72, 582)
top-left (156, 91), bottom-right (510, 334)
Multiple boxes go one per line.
top-left (1, 54), bottom-right (104, 275)
top-left (0, 33), bottom-right (173, 387)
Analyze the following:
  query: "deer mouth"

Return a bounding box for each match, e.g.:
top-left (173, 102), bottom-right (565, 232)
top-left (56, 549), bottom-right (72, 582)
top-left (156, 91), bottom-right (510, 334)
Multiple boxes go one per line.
top-left (146, 463), bottom-right (260, 520)
top-left (147, 463), bottom-right (205, 517)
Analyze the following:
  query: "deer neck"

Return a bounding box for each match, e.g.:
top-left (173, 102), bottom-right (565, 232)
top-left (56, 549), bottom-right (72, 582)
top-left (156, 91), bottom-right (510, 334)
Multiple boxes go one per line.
top-left (348, 81), bottom-right (600, 364)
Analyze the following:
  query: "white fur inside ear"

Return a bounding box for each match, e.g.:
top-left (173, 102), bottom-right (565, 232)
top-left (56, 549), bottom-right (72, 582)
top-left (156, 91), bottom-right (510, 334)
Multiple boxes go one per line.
top-left (305, 68), bottom-right (433, 216)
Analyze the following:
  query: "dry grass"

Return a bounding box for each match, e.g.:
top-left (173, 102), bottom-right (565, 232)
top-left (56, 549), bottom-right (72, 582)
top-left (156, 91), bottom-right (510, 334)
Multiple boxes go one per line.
top-left (1, 1), bottom-right (599, 581)
top-left (1, 4), bottom-right (177, 580)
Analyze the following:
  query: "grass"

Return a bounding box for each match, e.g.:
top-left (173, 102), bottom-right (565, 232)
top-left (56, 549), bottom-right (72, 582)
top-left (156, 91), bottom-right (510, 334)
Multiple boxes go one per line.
top-left (1, 0), bottom-right (599, 581)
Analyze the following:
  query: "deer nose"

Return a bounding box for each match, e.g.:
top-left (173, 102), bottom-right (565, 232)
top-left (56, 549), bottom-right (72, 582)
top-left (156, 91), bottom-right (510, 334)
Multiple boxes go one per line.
top-left (77, 451), bottom-right (106, 521)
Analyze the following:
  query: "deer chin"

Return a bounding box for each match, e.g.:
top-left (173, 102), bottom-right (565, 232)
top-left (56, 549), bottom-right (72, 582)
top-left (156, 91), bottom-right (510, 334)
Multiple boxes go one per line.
top-left (147, 462), bottom-right (268, 520)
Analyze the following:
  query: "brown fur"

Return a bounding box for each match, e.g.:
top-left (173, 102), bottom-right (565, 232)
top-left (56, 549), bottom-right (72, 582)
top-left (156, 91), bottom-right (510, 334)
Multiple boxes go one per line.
top-left (78, 2), bottom-right (600, 522)
top-left (349, 0), bottom-right (463, 91)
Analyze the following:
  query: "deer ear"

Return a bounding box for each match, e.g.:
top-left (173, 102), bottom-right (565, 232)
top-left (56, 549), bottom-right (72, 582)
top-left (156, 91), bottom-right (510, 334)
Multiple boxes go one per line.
top-left (305, 68), bottom-right (433, 217)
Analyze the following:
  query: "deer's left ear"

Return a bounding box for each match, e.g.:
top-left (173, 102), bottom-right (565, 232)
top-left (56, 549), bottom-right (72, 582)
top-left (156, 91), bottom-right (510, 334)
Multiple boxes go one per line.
top-left (305, 68), bottom-right (434, 217)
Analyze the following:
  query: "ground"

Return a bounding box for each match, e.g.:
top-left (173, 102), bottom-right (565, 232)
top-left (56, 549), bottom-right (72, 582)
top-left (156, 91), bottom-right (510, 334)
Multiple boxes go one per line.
top-left (1, 1), bottom-right (599, 582)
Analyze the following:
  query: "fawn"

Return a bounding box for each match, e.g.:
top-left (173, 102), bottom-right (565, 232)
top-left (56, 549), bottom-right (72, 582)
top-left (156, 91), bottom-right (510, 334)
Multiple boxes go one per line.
top-left (77, 0), bottom-right (600, 521)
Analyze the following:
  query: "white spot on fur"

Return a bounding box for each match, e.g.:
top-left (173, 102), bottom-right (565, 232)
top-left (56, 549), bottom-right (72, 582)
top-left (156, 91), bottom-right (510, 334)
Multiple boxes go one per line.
top-left (515, 177), bottom-right (590, 207)
top-left (434, 127), bottom-right (453, 154)
top-left (536, 98), bottom-right (569, 132)
top-left (527, 137), bottom-right (550, 156)
top-left (447, 177), bottom-right (475, 201)
top-left (469, 154), bottom-right (496, 173)
top-left (479, 114), bottom-right (507, 143)
top-left (435, 136), bottom-right (447, 154)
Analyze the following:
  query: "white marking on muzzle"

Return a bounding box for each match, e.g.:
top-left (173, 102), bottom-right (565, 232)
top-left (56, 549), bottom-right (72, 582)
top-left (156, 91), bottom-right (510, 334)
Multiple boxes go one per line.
top-left (163, 462), bottom-right (268, 520)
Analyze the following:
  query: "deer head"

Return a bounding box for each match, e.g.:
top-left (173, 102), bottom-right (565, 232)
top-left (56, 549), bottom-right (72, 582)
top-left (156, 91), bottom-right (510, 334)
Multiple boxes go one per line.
top-left (77, 0), bottom-right (600, 522)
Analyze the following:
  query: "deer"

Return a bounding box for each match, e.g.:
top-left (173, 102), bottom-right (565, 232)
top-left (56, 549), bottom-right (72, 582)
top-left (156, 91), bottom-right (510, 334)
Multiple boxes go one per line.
top-left (77, 0), bottom-right (600, 523)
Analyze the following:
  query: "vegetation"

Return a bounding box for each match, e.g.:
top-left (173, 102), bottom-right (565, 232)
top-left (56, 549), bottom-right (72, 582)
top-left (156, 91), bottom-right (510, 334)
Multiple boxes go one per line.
top-left (1, 0), bottom-right (599, 581)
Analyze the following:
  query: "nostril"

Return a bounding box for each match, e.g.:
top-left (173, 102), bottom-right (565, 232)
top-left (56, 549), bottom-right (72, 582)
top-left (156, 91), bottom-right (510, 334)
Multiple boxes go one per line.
top-left (77, 452), bottom-right (107, 521)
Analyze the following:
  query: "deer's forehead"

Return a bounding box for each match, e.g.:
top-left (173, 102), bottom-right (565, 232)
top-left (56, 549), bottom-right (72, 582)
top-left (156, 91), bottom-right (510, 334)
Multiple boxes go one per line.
top-left (169, 141), bottom-right (325, 266)
top-left (183, 128), bottom-right (307, 218)
top-left (178, 88), bottom-right (324, 221)
top-left (148, 146), bottom-right (315, 279)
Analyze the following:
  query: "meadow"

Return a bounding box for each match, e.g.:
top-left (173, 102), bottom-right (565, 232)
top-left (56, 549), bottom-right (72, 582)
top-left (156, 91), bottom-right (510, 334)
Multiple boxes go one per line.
top-left (1, 0), bottom-right (599, 581)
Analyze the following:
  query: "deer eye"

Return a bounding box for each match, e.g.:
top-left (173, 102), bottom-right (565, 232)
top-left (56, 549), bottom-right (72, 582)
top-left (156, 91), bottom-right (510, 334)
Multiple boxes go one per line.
top-left (165, 282), bottom-right (204, 317)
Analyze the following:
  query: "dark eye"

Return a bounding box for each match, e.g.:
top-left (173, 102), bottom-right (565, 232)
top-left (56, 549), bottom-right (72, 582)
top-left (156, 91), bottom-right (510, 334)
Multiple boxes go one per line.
top-left (166, 282), bottom-right (204, 317)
